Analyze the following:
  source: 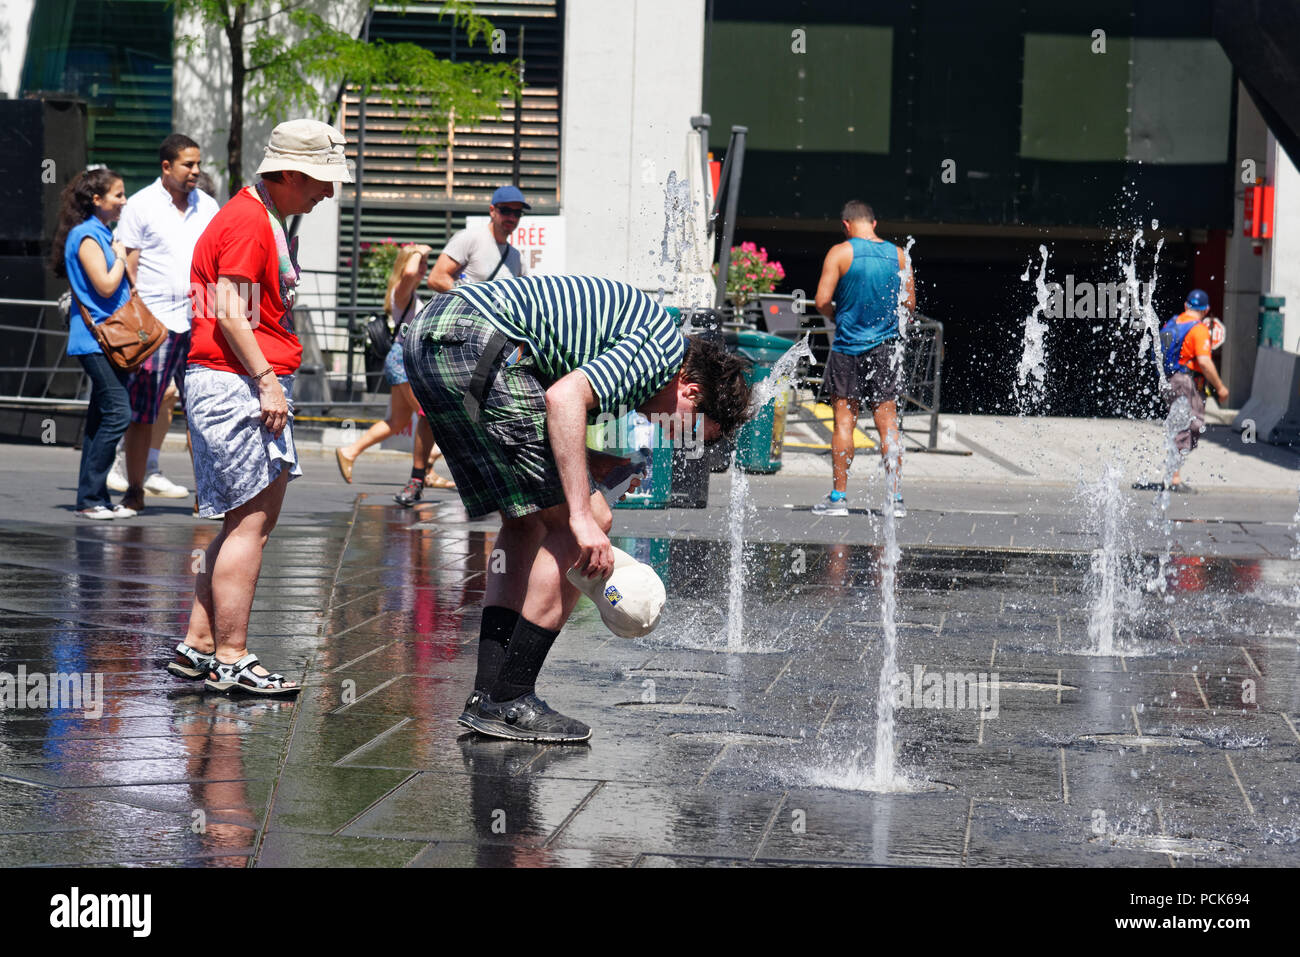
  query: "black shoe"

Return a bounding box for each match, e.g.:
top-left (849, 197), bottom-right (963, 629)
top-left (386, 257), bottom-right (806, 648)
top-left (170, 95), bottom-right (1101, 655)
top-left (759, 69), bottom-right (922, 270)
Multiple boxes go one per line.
top-left (459, 691), bottom-right (591, 743)
top-left (457, 690), bottom-right (489, 730)
top-left (394, 478), bottom-right (424, 507)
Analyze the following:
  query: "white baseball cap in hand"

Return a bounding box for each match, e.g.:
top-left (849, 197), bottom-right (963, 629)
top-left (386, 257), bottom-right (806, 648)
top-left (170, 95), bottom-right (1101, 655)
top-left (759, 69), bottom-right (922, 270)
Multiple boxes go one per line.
top-left (565, 546), bottom-right (666, 638)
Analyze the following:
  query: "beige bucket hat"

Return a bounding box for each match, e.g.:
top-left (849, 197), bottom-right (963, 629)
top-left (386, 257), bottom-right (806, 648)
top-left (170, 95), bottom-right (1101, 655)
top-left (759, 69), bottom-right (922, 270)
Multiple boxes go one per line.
top-left (256, 119), bottom-right (355, 183)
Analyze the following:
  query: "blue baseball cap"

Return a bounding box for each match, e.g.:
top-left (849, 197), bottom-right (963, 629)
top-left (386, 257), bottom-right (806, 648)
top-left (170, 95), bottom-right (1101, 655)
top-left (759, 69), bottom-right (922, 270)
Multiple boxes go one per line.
top-left (491, 185), bottom-right (531, 210)
top-left (1186, 289), bottom-right (1210, 311)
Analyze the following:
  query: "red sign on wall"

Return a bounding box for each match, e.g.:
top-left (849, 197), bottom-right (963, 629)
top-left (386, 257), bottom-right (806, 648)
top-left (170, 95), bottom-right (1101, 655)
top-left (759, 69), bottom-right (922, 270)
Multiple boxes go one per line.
top-left (1244, 181), bottom-right (1274, 239)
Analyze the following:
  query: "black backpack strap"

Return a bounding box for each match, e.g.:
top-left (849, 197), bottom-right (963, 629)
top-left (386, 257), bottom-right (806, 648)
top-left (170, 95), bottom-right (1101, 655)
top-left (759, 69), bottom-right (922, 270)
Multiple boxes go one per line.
top-left (463, 328), bottom-right (513, 423)
top-left (485, 243), bottom-right (512, 282)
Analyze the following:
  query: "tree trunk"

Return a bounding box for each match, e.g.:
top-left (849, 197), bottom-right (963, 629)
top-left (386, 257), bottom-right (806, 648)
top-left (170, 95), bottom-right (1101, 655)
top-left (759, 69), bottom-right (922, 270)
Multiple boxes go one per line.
top-left (226, 4), bottom-right (246, 192)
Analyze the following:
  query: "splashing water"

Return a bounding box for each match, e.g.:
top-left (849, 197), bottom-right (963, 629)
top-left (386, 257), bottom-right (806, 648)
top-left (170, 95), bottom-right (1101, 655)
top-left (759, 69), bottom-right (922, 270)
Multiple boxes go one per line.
top-left (870, 237), bottom-right (915, 790)
top-left (1112, 226), bottom-right (1177, 595)
top-left (1082, 463), bottom-right (1143, 654)
top-left (660, 169), bottom-right (692, 266)
top-left (1291, 487), bottom-right (1300, 615)
top-left (748, 334), bottom-right (814, 412)
top-left (1118, 228), bottom-right (1167, 395)
top-left (872, 499), bottom-right (904, 786)
top-left (1289, 486), bottom-right (1300, 560)
top-left (724, 337), bottom-right (814, 652)
top-left (725, 456), bottom-right (751, 651)
top-left (656, 168), bottom-right (713, 307)
top-left (1148, 394), bottom-right (1191, 595)
top-left (1015, 245), bottom-right (1052, 412)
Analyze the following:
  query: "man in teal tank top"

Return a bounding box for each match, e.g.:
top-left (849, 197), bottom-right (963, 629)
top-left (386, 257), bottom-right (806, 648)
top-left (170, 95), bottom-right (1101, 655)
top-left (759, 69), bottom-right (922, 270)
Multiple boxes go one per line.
top-left (812, 200), bottom-right (915, 516)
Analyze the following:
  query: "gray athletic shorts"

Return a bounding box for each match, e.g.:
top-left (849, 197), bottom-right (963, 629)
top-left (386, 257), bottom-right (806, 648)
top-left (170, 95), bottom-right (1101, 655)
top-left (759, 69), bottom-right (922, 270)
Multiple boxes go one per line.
top-left (1164, 372), bottom-right (1206, 453)
top-left (186, 365), bottom-right (302, 517)
top-left (820, 341), bottom-right (904, 407)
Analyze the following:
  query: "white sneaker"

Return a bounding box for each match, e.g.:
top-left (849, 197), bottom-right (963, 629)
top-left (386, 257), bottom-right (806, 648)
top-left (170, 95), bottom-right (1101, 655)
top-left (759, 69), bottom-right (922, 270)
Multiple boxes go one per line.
top-left (106, 453), bottom-right (128, 493)
top-left (77, 506), bottom-right (116, 520)
top-left (112, 503), bottom-right (139, 518)
top-left (144, 471), bottom-right (190, 497)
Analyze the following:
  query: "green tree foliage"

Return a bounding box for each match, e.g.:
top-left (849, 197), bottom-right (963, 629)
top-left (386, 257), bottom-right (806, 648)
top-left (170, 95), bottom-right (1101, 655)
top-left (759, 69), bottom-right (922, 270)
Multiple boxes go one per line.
top-left (174, 0), bottom-right (520, 190)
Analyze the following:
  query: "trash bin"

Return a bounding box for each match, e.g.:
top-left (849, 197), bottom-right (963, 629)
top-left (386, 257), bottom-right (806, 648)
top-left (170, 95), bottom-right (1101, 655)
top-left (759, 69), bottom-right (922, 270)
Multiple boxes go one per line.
top-left (611, 535), bottom-right (670, 579)
top-left (669, 442), bottom-right (710, 507)
top-left (589, 412), bottom-right (672, 509)
top-left (728, 328), bottom-right (801, 474)
top-left (1260, 295), bottom-right (1285, 349)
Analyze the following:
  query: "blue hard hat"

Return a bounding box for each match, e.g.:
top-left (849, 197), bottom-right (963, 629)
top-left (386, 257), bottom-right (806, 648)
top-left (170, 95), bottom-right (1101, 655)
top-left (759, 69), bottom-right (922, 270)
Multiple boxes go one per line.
top-left (490, 185), bottom-right (531, 210)
top-left (1186, 289), bottom-right (1210, 311)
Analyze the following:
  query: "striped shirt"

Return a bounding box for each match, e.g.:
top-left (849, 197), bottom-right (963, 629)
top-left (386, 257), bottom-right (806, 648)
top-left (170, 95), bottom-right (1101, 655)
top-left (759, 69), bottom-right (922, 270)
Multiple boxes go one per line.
top-left (450, 275), bottom-right (686, 413)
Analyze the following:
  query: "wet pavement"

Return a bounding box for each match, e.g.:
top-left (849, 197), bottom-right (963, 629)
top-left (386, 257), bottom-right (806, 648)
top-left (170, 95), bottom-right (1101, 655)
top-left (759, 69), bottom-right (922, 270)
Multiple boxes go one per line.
top-left (1, 475), bottom-right (1297, 867)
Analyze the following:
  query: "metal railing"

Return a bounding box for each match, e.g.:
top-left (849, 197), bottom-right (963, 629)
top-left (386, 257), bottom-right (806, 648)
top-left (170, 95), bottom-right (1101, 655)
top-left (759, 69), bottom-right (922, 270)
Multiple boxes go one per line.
top-left (0, 293), bottom-right (382, 411)
top-left (669, 292), bottom-right (947, 452)
top-left (0, 298), bottom-right (90, 407)
top-left (292, 268), bottom-right (411, 403)
top-left (3, 289), bottom-right (948, 450)
top-left (899, 318), bottom-right (944, 452)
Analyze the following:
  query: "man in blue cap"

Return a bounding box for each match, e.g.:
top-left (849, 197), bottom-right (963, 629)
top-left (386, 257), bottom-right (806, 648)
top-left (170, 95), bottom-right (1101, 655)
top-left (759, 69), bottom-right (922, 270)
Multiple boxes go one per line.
top-left (428, 186), bottom-right (531, 291)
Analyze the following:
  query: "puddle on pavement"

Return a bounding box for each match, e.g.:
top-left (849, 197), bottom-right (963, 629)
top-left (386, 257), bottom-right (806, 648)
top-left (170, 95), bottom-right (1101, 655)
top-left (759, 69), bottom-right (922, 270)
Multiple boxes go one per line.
top-left (1089, 834), bottom-right (1243, 858)
top-left (3, 518), bottom-right (1297, 866)
top-left (614, 702), bottom-right (735, 715)
top-left (801, 767), bottom-right (957, 793)
top-left (1077, 733), bottom-right (1204, 748)
top-left (624, 668), bottom-right (729, 680)
top-left (668, 731), bottom-right (801, 745)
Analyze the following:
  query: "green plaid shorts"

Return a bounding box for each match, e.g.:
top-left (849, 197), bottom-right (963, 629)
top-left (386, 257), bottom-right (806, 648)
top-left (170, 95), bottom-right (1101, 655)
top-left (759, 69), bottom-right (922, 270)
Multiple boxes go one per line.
top-left (404, 294), bottom-right (566, 519)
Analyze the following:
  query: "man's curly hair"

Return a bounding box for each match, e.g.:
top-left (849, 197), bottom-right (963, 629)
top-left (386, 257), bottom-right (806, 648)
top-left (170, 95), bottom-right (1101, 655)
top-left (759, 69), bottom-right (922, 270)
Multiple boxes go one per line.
top-left (681, 336), bottom-right (753, 438)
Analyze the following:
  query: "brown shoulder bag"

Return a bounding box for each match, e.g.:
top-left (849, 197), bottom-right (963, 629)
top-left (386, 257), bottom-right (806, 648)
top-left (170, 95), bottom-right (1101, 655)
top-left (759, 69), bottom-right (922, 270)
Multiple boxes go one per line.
top-left (75, 286), bottom-right (167, 371)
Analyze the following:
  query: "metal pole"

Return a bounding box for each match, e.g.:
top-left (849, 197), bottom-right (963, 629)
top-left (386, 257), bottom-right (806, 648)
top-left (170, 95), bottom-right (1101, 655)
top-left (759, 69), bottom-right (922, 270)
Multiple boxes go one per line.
top-left (16, 305), bottom-right (43, 398)
top-left (690, 113), bottom-right (712, 234)
top-left (345, 8), bottom-right (373, 401)
top-left (714, 125), bottom-right (746, 309)
top-left (512, 26), bottom-right (525, 185)
top-left (708, 144), bottom-right (732, 237)
top-left (929, 322), bottom-right (943, 450)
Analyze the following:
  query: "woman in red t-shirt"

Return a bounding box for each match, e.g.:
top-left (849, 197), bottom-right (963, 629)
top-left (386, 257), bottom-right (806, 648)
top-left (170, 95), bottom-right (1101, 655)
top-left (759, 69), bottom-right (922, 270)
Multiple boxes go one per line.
top-left (167, 119), bottom-right (353, 697)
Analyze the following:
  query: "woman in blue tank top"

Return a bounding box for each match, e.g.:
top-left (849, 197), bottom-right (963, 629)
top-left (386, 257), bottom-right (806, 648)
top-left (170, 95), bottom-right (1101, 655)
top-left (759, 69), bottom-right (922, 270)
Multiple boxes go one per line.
top-left (51, 168), bottom-right (135, 519)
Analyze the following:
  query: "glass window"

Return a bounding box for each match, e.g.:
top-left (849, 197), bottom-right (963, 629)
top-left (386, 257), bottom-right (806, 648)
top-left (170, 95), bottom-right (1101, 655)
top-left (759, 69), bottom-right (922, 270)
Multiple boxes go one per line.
top-left (709, 21), bottom-right (892, 154)
top-left (1021, 33), bottom-right (1233, 164)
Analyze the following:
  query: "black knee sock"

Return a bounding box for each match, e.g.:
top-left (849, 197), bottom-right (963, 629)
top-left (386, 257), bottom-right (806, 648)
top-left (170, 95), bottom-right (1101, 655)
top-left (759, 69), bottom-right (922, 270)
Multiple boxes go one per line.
top-left (490, 617), bottom-right (560, 702)
top-left (411, 467), bottom-right (427, 482)
top-left (474, 605), bottom-right (520, 694)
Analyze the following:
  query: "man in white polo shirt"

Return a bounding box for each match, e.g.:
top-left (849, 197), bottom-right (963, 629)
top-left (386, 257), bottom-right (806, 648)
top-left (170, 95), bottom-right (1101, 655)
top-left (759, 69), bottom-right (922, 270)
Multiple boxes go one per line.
top-left (109, 134), bottom-right (219, 512)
